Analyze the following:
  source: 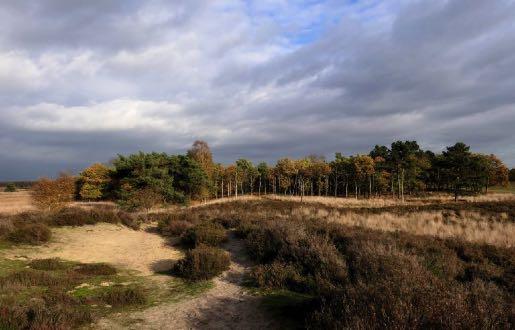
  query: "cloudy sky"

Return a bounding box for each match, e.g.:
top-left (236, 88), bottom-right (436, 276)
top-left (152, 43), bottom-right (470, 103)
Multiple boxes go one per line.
top-left (1, 0), bottom-right (514, 180)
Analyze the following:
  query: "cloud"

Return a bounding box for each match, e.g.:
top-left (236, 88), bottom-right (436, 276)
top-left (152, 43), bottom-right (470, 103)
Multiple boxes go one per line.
top-left (0, 0), bottom-right (514, 180)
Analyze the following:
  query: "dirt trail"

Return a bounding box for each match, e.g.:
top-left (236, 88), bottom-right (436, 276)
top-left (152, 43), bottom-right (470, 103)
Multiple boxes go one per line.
top-left (97, 232), bottom-right (281, 330)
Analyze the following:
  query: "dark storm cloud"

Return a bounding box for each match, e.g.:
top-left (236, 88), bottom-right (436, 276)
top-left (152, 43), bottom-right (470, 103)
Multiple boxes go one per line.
top-left (0, 0), bottom-right (514, 180)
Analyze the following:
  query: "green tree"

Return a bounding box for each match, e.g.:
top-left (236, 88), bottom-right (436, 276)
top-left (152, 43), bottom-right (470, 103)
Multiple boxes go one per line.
top-left (442, 142), bottom-right (474, 201)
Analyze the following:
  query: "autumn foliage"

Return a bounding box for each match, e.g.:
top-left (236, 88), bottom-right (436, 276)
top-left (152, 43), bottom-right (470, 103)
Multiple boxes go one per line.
top-left (31, 174), bottom-right (76, 211)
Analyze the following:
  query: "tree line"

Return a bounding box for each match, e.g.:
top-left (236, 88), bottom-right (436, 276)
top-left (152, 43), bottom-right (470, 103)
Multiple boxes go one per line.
top-left (31, 140), bottom-right (511, 210)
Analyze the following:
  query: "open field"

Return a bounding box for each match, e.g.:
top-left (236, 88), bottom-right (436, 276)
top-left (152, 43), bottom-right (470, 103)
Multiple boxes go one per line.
top-left (0, 190), bottom-right (35, 214)
top-left (0, 192), bottom-right (514, 328)
top-left (490, 183), bottom-right (515, 194)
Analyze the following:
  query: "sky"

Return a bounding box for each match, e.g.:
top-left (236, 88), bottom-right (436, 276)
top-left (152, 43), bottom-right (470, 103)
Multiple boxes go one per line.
top-left (0, 0), bottom-right (514, 180)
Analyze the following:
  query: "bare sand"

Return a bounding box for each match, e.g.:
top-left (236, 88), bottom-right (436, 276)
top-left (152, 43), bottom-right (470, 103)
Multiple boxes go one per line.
top-left (2, 223), bottom-right (181, 275)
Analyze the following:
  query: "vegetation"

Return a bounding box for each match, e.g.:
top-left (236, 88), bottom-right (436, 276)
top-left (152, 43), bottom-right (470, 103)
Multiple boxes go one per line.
top-left (172, 244), bottom-right (230, 281)
top-left (78, 163), bottom-right (111, 200)
top-left (157, 199), bottom-right (514, 328)
top-left (0, 258), bottom-right (147, 329)
top-left (3, 183), bottom-right (16, 192)
top-left (60, 140), bottom-right (509, 210)
top-left (31, 173), bottom-right (76, 211)
top-left (180, 222), bottom-right (228, 247)
top-left (0, 207), bottom-right (141, 247)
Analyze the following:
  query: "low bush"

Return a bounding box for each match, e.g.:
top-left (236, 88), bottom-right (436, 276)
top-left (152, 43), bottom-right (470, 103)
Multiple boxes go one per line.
top-left (0, 297), bottom-right (92, 330)
top-left (164, 220), bottom-right (194, 236)
top-left (172, 245), bottom-right (230, 281)
top-left (212, 217), bottom-right (241, 229)
top-left (29, 258), bottom-right (69, 271)
top-left (118, 211), bottom-right (141, 230)
top-left (249, 263), bottom-right (307, 292)
top-left (100, 285), bottom-right (147, 307)
top-left (75, 263), bottom-right (117, 276)
top-left (169, 199), bottom-right (515, 329)
top-left (180, 222), bottom-right (227, 247)
top-left (7, 223), bottom-right (51, 245)
top-left (0, 270), bottom-right (61, 288)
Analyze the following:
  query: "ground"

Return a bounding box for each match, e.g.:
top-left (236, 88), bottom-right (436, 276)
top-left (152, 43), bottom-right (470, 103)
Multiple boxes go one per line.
top-left (0, 191), bottom-right (513, 329)
top-left (0, 217), bottom-right (282, 329)
top-left (1, 223), bottom-right (181, 275)
top-left (96, 232), bottom-right (281, 330)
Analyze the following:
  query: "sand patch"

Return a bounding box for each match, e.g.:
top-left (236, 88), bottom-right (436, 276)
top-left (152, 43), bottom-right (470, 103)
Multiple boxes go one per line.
top-left (2, 223), bottom-right (181, 275)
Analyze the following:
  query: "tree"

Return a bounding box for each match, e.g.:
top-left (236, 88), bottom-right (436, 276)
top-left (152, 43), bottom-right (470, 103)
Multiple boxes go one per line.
top-left (510, 168), bottom-right (515, 182)
top-left (352, 155), bottom-right (375, 198)
top-left (391, 141), bottom-right (423, 201)
top-left (441, 142), bottom-right (474, 201)
top-left (32, 174), bottom-right (76, 211)
top-left (4, 183), bottom-right (16, 192)
top-left (275, 158), bottom-right (297, 195)
top-left (257, 162), bottom-right (269, 195)
top-left (486, 154), bottom-right (509, 189)
top-left (79, 163), bottom-right (111, 200)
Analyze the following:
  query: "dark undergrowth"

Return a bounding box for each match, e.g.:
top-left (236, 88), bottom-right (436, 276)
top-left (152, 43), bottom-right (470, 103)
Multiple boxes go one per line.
top-left (0, 258), bottom-right (147, 330)
top-left (157, 199), bottom-right (515, 329)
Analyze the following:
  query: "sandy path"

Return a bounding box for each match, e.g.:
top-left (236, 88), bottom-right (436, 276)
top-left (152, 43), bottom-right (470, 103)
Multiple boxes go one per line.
top-left (2, 223), bottom-right (181, 275)
top-left (97, 233), bottom-right (281, 330)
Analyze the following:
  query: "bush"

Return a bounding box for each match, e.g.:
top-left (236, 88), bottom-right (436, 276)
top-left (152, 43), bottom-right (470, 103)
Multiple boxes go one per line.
top-left (4, 183), bottom-right (16, 192)
top-left (165, 220), bottom-right (193, 236)
top-left (7, 223), bottom-right (51, 245)
top-left (172, 245), bottom-right (230, 281)
top-left (118, 211), bottom-right (141, 230)
top-left (74, 263), bottom-right (117, 276)
top-left (100, 285), bottom-right (147, 307)
top-left (29, 258), bottom-right (69, 271)
top-left (180, 222), bottom-right (227, 247)
top-left (0, 298), bottom-right (92, 329)
top-left (51, 207), bottom-right (98, 226)
top-left (49, 207), bottom-right (141, 230)
top-left (31, 174), bottom-right (76, 211)
top-left (249, 263), bottom-right (307, 292)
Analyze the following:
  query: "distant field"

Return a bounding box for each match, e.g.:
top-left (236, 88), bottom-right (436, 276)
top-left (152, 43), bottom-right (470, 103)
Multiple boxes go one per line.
top-left (0, 190), bottom-right (34, 214)
top-left (490, 182), bottom-right (515, 194)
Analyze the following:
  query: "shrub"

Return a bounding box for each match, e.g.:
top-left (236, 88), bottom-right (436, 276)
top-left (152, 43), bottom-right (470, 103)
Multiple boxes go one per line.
top-left (212, 217), bottom-right (241, 229)
top-left (51, 207), bottom-right (98, 226)
top-left (100, 285), bottom-right (147, 307)
top-left (31, 174), bottom-right (76, 211)
top-left (4, 183), bottom-right (16, 192)
top-left (29, 258), bottom-right (69, 271)
top-left (7, 223), bottom-right (51, 245)
top-left (0, 270), bottom-right (61, 288)
top-left (249, 263), bottom-right (307, 292)
top-left (181, 222), bottom-right (227, 247)
top-left (0, 299), bottom-right (92, 330)
top-left (164, 220), bottom-right (193, 236)
top-left (172, 245), bottom-right (230, 281)
top-left (118, 211), bottom-right (141, 230)
top-left (74, 263), bottom-right (117, 276)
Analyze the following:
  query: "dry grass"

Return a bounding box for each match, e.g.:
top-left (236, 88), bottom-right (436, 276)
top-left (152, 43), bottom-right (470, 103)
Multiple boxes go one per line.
top-left (178, 197), bottom-right (515, 248)
top-left (0, 190), bottom-right (35, 214)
